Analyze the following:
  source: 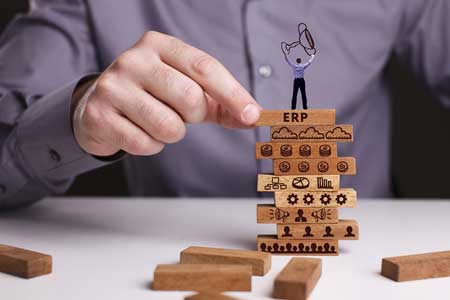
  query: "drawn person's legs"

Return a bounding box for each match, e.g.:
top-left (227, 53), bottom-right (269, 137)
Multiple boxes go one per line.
top-left (291, 78), bottom-right (301, 109)
top-left (299, 77), bottom-right (308, 109)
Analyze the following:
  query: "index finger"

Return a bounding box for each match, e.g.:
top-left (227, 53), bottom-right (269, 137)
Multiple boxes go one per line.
top-left (144, 32), bottom-right (261, 126)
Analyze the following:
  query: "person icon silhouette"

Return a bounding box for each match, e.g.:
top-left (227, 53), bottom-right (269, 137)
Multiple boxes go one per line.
top-left (282, 226), bottom-right (293, 237)
top-left (295, 209), bottom-right (307, 222)
top-left (344, 226), bottom-right (355, 237)
top-left (303, 226), bottom-right (314, 237)
top-left (323, 226), bottom-right (334, 237)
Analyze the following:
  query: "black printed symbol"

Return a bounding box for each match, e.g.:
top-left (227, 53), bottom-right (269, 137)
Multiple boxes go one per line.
top-left (319, 144), bottom-right (332, 156)
top-left (279, 161), bottom-right (291, 173)
top-left (298, 161), bottom-right (310, 172)
top-left (282, 226), bottom-right (293, 237)
top-left (317, 177), bottom-right (333, 189)
top-left (292, 177), bottom-right (310, 189)
top-left (272, 127), bottom-right (298, 140)
top-left (295, 209), bottom-right (307, 222)
top-left (299, 127), bottom-right (324, 140)
top-left (260, 144), bottom-right (273, 157)
top-left (311, 208), bottom-right (332, 222)
top-left (335, 193), bottom-right (347, 205)
top-left (320, 193), bottom-right (332, 205)
top-left (303, 193), bottom-right (314, 205)
top-left (325, 127), bottom-right (352, 140)
top-left (264, 177), bottom-right (288, 191)
top-left (260, 243), bottom-right (267, 252)
top-left (280, 144), bottom-right (293, 157)
top-left (318, 161), bottom-right (329, 173)
top-left (303, 226), bottom-right (314, 237)
top-left (270, 208), bottom-right (290, 222)
top-left (344, 226), bottom-right (355, 237)
top-left (323, 226), bottom-right (334, 237)
top-left (287, 193), bottom-right (299, 205)
top-left (337, 161), bottom-right (349, 173)
top-left (299, 144), bottom-right (311, 157)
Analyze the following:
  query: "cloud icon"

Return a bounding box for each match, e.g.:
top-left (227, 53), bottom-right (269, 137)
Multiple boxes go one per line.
top-left (299, 127), bottom-right (324, 139)
top-left (272, 127), bottom-right (298, 139)
top-left (325, 127), bottom-right (352, 139)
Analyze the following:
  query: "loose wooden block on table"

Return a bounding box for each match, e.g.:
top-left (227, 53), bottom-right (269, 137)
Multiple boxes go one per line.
top-left (152, 264), bottom-right (252, 292)
top-left (255, 109), bottom-right (335, 126)
top-left (274, 188), bottom-right (357, 208)
top-left (381, 251), bottom-right (450, 282)
top-left (273, 157), bottom-right (356, 176)
top-left (273, 258), bottom-right (322, 300)
top-left (180, 246), bottom-right (271, 276)
top-left (256, 142), bottom-right (337, 159)
top-left (0, 244), bottom-right (52, 279)
top-left (277, 220), bottom-right (359, 240)
top-left (270, 125), bottom-right (353, 142)
top-left (257, 174), bottom-right (340, 192)
top-left (185, 293), bottom-right (243, 300)
top-left (257, 235), bottom-right (338, 256)
top-left (257, 204), bottom-right (338, 224)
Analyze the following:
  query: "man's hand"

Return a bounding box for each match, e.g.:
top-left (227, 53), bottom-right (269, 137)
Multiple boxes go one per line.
top-left (72, 31), bottom-right (261, 157)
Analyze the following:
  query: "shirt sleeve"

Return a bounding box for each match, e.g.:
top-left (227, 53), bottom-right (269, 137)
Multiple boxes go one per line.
top-left (0, 0), bottom-right (116, 210)
top-left (394, 0), bottom-right (450, 107)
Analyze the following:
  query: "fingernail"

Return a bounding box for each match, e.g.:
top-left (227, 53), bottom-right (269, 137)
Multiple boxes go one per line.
top-left (241, 104), bottom-right (260, 125)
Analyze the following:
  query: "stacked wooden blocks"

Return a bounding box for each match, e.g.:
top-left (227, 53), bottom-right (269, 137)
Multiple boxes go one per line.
top-left (255, 110), bottom-right (358, 256)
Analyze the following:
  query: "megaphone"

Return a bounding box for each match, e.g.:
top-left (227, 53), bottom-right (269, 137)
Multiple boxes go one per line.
top-left (270, 208), bottom-right (290, 222)
top-left (311, 208), bottom-right (331, 222)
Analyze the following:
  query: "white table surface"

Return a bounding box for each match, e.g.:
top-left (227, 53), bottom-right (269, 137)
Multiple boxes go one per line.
top-left (0, 198), bottom-right (449, 299)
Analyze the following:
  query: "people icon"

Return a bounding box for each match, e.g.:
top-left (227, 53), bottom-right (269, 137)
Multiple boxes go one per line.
top-left (295, 209), bottom-right (307, 222)
top-left (303, 226), bottom-right (314, 237)
top-left (323, 226), bottom-right (334, 237)
top-left (344, 226), bottom-right (355, 237)
top-left (282, 226), bottom-right (293, 237)
top-left (281, 23), bottom-right (317, 110)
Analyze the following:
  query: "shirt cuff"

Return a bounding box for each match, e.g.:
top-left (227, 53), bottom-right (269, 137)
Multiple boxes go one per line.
top-left (15, 76), bottom-right (123, 181)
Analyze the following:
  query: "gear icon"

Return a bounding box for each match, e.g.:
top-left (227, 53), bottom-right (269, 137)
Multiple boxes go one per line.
top-left (320, 193), bottom-right (332, 205)
top-left (287, 193), bottom-right (299, 205)
top-left (303, 193), bottom-right (314, 205)
top-left (335, 193), bottom-right (347, 205)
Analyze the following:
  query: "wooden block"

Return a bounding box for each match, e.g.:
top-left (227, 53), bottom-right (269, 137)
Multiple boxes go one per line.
top-left (273, 157), bottom-right (356, 176)
top-left (180, 246), bottom-right (271, 276)
top-left (0, 244), bottom-right (52, 278)
top-left (277, 220), bottom-right (359, 240)
top-left (273, 258), bottom-right (322, 300)
top-left (270, 125), bottom-right (353, 142)
top-left (185, 293), bottom-right (243, 300)
top-left (256, 109), bottom-right (335, 126)
top-left (152, 264), bottom-right (252, 292)
top-left (274, 189), bottom-right (357, 208)
top-left (257, 204), bottom-right (338, 224)
top-left (256, 142), bottom-right (337, 159)
top-left (257, 174), bottom-right (340, 192)
top-left (257, 235), bottom-right (338, 256)
top-left (381, 251), bottom-right (450, 282)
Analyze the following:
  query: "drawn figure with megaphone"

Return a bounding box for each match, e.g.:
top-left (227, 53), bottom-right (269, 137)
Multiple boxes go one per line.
top-left (281, 23), bottom-right (317, 110)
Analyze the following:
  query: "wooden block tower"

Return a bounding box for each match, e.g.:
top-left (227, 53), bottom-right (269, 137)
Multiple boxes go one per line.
top-left (255, 110), bottom-right (358, 256)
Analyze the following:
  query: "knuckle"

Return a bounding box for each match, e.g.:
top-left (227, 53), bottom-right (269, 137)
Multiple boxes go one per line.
top-left (141, 30), bottom-right (161, 44)
top-left (153, 114), bottom-right (186, 142)
top-left (83, 102), bottom-right (104, 131)
top-left (192, 54), bottom-right (217, 77)
top-left (94, 75), bottom-right (116, 98)
top-left (114, 50), bottom-right (136, 71)
top-left (167, 36), bottom-right (186, 57)
top-left (183, 83), bottom-right (204, 111)
top-left (125, 136), bottom-right (151, 154)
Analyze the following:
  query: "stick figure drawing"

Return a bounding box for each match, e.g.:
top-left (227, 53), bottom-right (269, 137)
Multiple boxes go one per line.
top-left (281, 23), bottom-right (317, 110)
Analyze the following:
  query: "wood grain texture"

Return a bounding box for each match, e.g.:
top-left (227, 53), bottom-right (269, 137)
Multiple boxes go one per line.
top-left (152, 264), bottom-right (252, 292)
top-left (270, 125), bottom-right (353, 142)
top-left (0, 244), bottom-right (52, 279)
top-left (277, 220), bottom-right (359, 240)
top-left (273, 157), bottom-right (356, 176)
top-left (274, 189), bottom-right (357, 208)
top-left (257, 174), bottom-right (340, 192)
top-left (185, 293), bottom-right (243, 300)
top-left (273, 258), bottom-right (322, 300)
top-left (255, 109), bottom-right (335, 126)
top-left (257, 204), bottom-right (338, 224)
top-left (256, 142), bottom-right (337, 159)
top-left (180, 246), bottom-right (271, 276)
top-left (257, 235), bottom-right (338, 256)
top-left (381, 251), bottom-right (450, 282)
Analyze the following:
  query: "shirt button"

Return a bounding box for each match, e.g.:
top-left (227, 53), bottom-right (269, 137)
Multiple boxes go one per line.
top-left (0, 185), bottom-right (6, 194)
top-left (258, 65), bottom-right (272, 78)
top-left (49, 149), bottom-right (61, 162)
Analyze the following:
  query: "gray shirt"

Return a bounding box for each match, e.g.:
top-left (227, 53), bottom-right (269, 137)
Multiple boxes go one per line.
top-left (0, 0), bottom-right (449, 209)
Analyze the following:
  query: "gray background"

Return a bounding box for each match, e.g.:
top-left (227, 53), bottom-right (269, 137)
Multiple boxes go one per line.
top-left (1, 1), bottom-right (449, 198)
